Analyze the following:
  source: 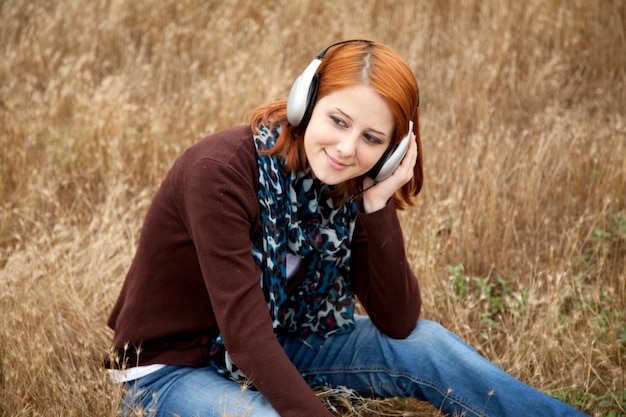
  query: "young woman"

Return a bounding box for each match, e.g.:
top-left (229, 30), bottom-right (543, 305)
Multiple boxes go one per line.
top-left (106, 40), bottom-right (589, 417)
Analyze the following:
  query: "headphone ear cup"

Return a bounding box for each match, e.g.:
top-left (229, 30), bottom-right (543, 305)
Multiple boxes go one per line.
top-left (367, 121), bottom-right (413, 181)
top-left (287, 58), bottom-right (322, 126)
top-left (298, 73), bottom-right (319, 129)
top-left (367, 146), bottom-right (395, 180)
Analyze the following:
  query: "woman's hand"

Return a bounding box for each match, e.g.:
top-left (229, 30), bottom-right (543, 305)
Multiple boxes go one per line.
top-left (362, 132), bottom-right (418, 213)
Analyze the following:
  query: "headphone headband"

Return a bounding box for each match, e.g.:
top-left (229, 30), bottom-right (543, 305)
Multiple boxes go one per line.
top-left (315, 39), bottom-right (373, 59)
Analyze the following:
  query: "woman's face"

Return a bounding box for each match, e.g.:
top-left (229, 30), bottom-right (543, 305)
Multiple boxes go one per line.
top-left (303, 84), bottom-right (394, 185)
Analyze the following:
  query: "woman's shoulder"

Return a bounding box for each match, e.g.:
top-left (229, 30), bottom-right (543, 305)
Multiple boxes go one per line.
top-left (172, 125), bottom-right (256, 176)
top-left (189, 124), bottom-right (255, 162)
top-left (164, 124), bottom-right (259, 193)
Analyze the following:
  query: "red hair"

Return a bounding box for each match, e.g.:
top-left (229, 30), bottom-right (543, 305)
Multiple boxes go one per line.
top-left (249, 41), bottom-right (422, 209)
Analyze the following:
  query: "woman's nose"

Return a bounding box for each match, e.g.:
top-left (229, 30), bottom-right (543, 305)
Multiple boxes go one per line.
top-left (336, 132), bottom-right (359, 157)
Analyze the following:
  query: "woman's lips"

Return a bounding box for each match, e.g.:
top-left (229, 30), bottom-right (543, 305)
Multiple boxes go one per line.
top-left (325, 150), bottom-right (350, 170)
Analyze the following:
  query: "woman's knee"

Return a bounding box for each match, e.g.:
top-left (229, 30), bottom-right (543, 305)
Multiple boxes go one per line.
top-left (401, 320), bottom-right (473, 355)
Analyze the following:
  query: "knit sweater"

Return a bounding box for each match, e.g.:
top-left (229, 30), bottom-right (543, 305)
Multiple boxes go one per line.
top-left (106, 124), bottom-right (421, 417)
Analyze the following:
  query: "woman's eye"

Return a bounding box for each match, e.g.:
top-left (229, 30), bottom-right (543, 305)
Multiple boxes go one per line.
top-left (364, 134), bottom-right (383, 145)
top-left (330, 116), bottom-right (346, 127)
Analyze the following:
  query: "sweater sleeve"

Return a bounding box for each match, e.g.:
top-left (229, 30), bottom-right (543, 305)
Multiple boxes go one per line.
top-left (179, 142), bottom-right (332, 417)
top-left (350, 201), bottom-right (421, 339)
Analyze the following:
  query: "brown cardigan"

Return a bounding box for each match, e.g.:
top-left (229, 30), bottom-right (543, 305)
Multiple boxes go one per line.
top-left (106, 124), bottom-right (421, 417)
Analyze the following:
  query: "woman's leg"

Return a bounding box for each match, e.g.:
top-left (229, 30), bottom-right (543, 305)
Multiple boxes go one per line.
top-left (122, 365), bottom-right (280, 417)
top-left (281, 316), bottom-right (589, 417)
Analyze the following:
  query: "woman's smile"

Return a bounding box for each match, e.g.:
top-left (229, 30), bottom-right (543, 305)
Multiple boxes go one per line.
top-left (324, 150), bottom-right (352, 170)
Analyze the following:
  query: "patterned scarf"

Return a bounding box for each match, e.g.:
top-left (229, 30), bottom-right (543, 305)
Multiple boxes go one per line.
top-left (210, 124), bottom-right (358, 382)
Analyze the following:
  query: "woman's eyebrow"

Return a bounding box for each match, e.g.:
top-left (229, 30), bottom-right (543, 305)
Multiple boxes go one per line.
top-left (334, 107), bottom-right (389, 138)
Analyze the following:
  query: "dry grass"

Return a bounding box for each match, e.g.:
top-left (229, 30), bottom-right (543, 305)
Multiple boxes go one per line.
top-left (1, 0), bottom-right (625, 416)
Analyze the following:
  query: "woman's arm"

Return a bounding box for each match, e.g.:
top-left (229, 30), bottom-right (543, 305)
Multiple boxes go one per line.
top-left (180, 129), bottom-right (332, 417)
top-left (350, 201), bottom-right (421, 339)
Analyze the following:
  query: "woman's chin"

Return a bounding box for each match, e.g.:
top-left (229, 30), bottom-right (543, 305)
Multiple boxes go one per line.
top-left (310, 164), bottom-right (366, 186)
top-left (310, 170), bottom-right (343, 186)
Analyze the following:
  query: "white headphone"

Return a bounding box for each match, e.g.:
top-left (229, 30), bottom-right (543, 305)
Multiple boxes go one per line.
top-left (286, 40), bottom-right (413, 181)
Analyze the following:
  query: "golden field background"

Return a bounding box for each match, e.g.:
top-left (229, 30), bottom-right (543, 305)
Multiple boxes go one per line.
top-left (1, 0), bottom-right (625, 416)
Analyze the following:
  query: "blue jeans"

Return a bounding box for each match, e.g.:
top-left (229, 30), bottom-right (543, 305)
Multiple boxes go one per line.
top-left (122, 317), bottom-right (589, 416)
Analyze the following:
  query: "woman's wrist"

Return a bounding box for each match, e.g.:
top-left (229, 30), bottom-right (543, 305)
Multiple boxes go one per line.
top-left (362, 196), bottom-right (387, 213)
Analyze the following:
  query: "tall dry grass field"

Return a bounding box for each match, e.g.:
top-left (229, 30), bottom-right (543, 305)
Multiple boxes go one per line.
top-left (1, 0), bottom-right (625, 416)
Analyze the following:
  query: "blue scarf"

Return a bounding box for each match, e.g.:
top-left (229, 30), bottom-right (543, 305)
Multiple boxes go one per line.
top-left (210, 124), bottom-right (358, 382)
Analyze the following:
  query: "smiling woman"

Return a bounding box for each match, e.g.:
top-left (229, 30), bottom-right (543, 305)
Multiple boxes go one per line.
top-left (105, 39), bottom-right (591, 417)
